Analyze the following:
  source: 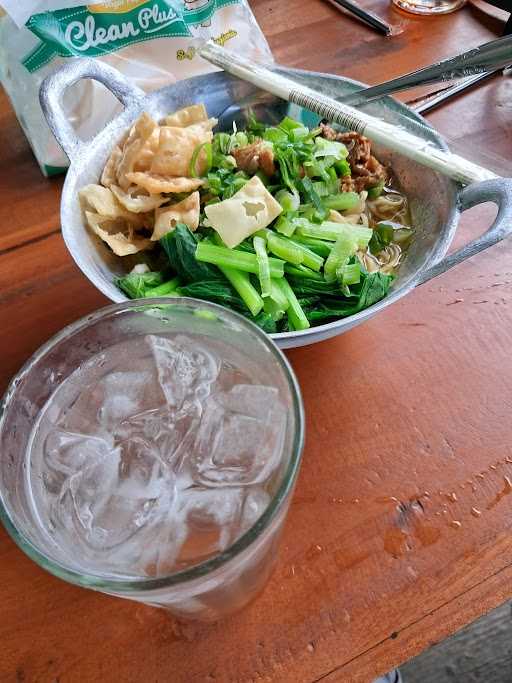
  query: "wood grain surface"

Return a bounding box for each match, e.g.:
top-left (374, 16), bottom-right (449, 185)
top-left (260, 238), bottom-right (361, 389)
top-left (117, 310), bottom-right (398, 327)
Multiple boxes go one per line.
top-left (1, 1), bottom-right (512, 681)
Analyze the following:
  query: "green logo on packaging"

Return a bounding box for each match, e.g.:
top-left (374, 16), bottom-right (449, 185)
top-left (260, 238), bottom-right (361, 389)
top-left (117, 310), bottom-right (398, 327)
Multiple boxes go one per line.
top-left (23, 0), bottom-right (239, 72)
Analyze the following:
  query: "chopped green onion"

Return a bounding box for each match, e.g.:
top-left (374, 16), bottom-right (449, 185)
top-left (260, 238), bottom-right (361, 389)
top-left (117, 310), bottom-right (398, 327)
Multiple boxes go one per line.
top-left (211, 152), bottom-right (236, 170)
top-left (334, 159), bottom-right (351, 177)
top-left (324, 234), bottom-right (358, 283)
top-left (289, 126), bottom-right (309, 141)
top-left (303, 158), bottom-right (330, 181)
top-left (313, 173), bottom-right (339, 197)
top-left (322, 192), bottom-right (359, 211)
top-left (232, 131), bottom-right (248, 149)
top-left (263, 127), bottom-right (288, 144)
top-left (206, 168), bottom-right (249, 198)
top-left (367, 180), bottom-right (385, 199)
top-left (275, 189), bottom-right (300, 212)
top-left (253, 235), bottom-right (272, 298)
top-left (278, 116), bottom-right (303, 132)
top-left (267, 232), bottom-right (304, 265)
top-left (298, 205), bottom-right (317, 222)
top-left (144, 277), bottom-right (181, 297)
top-left (247, 111), bottom-right (266, 135)
top-left (273, 146), bottom-right (301, 193)
top-left (196, 243), bottom-right (284, 278)
top-left (327, 166), bottom-right (338, 183)
top-left (274, 214), bottom-right (297, 237)
top-left (301, 177), bottom-right (328, 219)
top-left (218, 266), bottom-right (263, 317)
top-left (189, 142), bottom-right (212, 178)
top-left (314, 137), bottom-right (348, 160)
top-left (337, 262), bottom-right (361, 286)
top-left (223, 172), bottom-right (250, 199)
top-left (273, 277), bottom-right (310, 331)
top-left (311, 181), bottom-right (330, 197)
top-left (213, 132), bottom-right (231, 155)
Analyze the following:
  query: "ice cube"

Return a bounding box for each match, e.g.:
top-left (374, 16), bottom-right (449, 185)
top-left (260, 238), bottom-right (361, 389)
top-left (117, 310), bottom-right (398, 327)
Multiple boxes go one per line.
top-left (117, 404), bottom-right (201, 471)
top-left (57, 368), bottom-right (162, 435)
top-left (42, 429), bottom-right (114, 496)
top-left (167, 487), bottom-right (244, 571)
top-left (219, 384), bottom-right (280, 421)
top-left (44, 429), bottom-right (112, 476)
top-left (97, 369), bottom-right (161, 429)
top-left (191, 386), bottom-right (287, 487)
top-left (147, 334), bottom-right (219, 412)
top-left (130, 485), bottom-right (244, 576)
top-left (239, 488), bottom-right (271, 534)
top-left (53, 434), bottom-right (175, 552)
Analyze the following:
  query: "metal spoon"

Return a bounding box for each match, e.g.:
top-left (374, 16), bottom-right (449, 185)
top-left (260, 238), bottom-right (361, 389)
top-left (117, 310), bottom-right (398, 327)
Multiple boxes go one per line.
top-left (340, 34), bottom-right (512, 107)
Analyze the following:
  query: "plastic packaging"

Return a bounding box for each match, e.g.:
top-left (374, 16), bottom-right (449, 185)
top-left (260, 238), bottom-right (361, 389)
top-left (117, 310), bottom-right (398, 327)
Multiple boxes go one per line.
top-left (0, 1), bottom-right (272, 175)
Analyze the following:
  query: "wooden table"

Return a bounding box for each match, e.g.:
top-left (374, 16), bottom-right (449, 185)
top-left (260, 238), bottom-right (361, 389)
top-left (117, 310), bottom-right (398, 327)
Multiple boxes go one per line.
top-left (1, 2), bottom-right (511, 681)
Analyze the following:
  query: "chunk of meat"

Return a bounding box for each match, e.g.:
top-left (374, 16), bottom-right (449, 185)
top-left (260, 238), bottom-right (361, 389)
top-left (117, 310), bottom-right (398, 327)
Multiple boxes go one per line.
top-left (319, 124), bottom-right (387, 193)
top-left (232, 141), bottom-right (276, 177)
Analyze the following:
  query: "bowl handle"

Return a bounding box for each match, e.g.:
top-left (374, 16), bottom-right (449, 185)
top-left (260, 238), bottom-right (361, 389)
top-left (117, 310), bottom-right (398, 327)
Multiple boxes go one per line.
top-left (39, 58), bottom-right (145, 161)
top-left (418, 178), bottom-right (512, 285)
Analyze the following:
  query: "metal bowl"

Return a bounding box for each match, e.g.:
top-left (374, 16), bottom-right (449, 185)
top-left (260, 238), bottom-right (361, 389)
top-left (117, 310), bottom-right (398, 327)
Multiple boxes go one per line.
top-left (40, 59), bottom-right (512, 349)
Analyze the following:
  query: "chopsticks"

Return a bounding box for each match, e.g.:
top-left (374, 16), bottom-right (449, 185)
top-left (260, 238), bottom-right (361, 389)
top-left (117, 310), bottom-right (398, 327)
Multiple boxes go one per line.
top-left (324, 0), bottom-right (392, 36)
top-left (198, 41), bottom-right (498, 185)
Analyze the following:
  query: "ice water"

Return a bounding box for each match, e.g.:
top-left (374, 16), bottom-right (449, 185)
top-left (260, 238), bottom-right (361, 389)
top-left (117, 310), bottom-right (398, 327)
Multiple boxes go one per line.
top-left (26, 333), bottom-right (287, 580)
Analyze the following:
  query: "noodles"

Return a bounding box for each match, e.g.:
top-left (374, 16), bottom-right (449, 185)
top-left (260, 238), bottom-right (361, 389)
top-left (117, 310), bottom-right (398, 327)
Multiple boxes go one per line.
top-left (367, 189), bottom-right (409, 224)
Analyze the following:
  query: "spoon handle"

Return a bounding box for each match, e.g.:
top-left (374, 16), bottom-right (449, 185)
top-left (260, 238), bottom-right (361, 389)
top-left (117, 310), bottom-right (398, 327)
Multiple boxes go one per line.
top-left (342, 35), bottom-right (512, 106)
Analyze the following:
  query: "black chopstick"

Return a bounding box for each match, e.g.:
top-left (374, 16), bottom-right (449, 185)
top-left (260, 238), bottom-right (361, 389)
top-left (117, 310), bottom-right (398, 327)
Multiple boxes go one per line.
top-left (325, 0), bottom-right (392, 36)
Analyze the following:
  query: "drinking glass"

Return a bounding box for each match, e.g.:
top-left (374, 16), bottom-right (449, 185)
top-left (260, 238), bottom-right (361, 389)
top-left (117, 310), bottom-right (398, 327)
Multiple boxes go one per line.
top-left (0, 298), bottom-right (304, 621)
top-left (392, 0), bottom-right (466, 14)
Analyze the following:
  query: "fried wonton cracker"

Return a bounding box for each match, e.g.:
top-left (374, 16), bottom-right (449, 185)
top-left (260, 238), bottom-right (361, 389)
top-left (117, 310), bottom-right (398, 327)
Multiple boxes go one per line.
top-left (117, 112), bottom-right (159, 190)
top-left (85, 211), bottom-right (153, 256)
top-left (125, 172), bottom-right (204, 194)
top-left (79, 183), bottom-right (149, 229)
top-left (111, 184), bottom-right (167, 213)
top-left (100, 146), bottom-right (123, 188)
top-left (163, 104), bottom-right (208, 127)
top-left (150, 124), bottom-right (213, 177)
top-left (152, 192), bottom-right (200, 240)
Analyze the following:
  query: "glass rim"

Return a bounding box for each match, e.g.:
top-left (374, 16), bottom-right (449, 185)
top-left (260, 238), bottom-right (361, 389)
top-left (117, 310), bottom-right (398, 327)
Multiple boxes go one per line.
top-left (0, 297), bottom-right (305, 593)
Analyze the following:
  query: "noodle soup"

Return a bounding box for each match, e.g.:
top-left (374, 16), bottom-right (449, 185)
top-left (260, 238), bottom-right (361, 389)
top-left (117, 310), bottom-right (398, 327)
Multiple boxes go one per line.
top-left (78, 107), bottom-right (415, 333)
